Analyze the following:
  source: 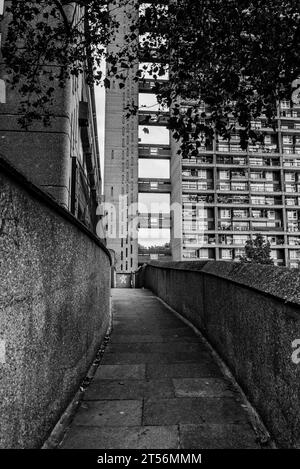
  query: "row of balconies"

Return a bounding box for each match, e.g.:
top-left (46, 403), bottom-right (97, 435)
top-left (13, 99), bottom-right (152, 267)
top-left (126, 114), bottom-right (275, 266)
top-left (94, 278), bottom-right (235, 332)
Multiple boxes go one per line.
top-left (182, 234), bottom-right (300, 248)
top-left (182, 222), bottom-right (284, 232)
top-left (183, 156), bottom-right (300, 168)
top-left (182, 181), bottom-right (283, 192)
top-left (139, 144), bottom-right (171, 159)
top-left (181, 181), bottom-right (300, 194)
top-left (182, 248), bottom-right (287, 264)
top-left (183, 171), bottom-right (285, 181)
top-left (182, 194), bottom-right (300, 208)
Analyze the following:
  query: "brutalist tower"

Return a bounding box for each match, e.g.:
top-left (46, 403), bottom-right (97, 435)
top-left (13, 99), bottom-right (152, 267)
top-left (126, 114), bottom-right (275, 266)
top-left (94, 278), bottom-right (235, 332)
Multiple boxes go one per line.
top-left (105, 1), bottom-right (300, 283)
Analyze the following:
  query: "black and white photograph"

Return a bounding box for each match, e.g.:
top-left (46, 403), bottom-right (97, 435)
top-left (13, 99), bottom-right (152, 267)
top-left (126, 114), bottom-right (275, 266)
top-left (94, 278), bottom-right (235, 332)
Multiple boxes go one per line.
top-left (0, 0), bottom-right (300, 461)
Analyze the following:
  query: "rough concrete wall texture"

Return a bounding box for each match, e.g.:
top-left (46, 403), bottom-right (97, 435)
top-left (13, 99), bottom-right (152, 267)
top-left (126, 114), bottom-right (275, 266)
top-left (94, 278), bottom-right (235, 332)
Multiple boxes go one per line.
top-left (0, 165), bottom-right (111, 449)
top-left (143, 261), bottom-right (300, 448)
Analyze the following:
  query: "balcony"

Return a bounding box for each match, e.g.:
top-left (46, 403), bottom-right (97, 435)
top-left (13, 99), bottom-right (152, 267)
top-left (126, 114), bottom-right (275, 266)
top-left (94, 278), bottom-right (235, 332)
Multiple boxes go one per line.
top-left (252, 222), bottom-right (283, 231)
top-left (182, 181), bottom-right (214, 192)
top-left (182, 156), bottom-right (214, 166)
top-left (139, 111), bottom-right (169, 126)
top-left (217, 182), bottom-right (249, 192)
top-left (283, 159), bottom-right (300, 167)
top-left (218, 223), bottom-right (250, 232)
top-left (217, 156), bottom-right (247, 165)
top-left (138, 78), bottom-right (166, 93)
top-left (138, 178), bottom-right (171, 193)
top-left (249, 157), bottom-right (280, 166)
top-left (250, 183), bottom-right (281, 193)
top-left (217, 195), bottom-right (250, 205)
top-left (139, 144), bottom-right (171, 159)
top-left (182, 194), bottom-right (214, 204)
top-left (139, 213), bottom-right (171, 229)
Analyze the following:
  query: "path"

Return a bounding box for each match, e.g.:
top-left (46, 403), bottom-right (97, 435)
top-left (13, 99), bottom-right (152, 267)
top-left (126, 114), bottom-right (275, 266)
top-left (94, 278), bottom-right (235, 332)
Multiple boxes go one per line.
top-left (61, 289), bottom-right (262, 449)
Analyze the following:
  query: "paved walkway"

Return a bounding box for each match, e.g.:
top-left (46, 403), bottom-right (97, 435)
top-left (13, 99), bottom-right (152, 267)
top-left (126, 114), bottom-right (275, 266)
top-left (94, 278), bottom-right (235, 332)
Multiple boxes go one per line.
top-left (61, 289), bottom-right (262, 449)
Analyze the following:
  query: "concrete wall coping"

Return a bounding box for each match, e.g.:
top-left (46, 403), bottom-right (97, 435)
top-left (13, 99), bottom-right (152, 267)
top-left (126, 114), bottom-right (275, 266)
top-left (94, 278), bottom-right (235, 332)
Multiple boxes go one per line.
top-left (147, 260), bottom-right (300, 310)
top-left (0, 156), bottom-right (111, 265)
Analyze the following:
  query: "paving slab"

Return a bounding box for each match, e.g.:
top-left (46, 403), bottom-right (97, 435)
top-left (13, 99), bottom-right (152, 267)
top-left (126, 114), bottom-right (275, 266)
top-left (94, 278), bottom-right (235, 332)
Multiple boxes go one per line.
top-left (71, 400), bottom-right (142, 427)
top-left (180, 424), bottom-right (260, 449)
top-left (143, 397), bottom-right (248, 426)
top-left (146, 362), bottom-right (223, 379)
top-left (84, 379), bottom-right (175, 400)
top-left (62, 426), bottom-right (179, 449)
top-left (173, 378), bottom-right (237, 398)
top-left (93, 364), bottom-right (145, 380)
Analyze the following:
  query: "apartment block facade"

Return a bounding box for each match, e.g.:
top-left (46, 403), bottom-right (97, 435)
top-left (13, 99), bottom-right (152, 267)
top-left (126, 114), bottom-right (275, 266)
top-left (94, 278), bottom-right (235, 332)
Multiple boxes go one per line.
top-left (171, 101), bottom-right (300, 268)
top-left (0, 1), bottom-right (103, 235)
top-left (105, 0), bottom-right (300, 274)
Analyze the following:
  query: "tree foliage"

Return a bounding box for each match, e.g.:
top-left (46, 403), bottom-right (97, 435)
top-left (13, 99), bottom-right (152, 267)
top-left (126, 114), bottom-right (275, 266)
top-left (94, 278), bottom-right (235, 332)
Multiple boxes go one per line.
top-left (240, 234), bottom-right (274, 265)
top-left (139, 0), bottom-right (300, 155)
top-left (1, 0), bottom-right (300, 149)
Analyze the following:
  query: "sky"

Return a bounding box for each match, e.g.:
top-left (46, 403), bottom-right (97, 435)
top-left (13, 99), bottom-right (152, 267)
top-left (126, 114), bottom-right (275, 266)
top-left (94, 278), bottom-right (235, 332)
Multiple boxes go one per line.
top-left (94, 83), bottom-right (106, 177)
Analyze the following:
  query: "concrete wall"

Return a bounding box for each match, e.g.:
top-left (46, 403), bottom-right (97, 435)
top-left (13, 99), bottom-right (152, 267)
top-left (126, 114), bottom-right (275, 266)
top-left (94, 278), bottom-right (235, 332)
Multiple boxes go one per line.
top-left (143, 260), bottom-right (300, 448)
top-left (0, 158), bottom-right (111, 449)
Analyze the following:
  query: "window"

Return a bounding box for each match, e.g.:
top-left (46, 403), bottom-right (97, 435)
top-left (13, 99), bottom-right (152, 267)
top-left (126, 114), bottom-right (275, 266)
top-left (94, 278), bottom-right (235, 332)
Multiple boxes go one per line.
top-left (111, 149), bottom-right (114, 159)
top-left (290, 250), bottom-right (300, 259)
top-left (150, 181), bottom-right (158, 190)
top-left (219, 171), bottom-right (230, 180)
top-left (0, 79), bottom-right (5, 103)
top-left (251, 196), bottom-right (265, 205)
top-left (283, 135), bottom-right (293, 145)
top-left (198, 249), bottom-right (209, 259)
top-left (221, 249), bottom-right (233, 260)
top-left (0, 0), bottom-right (3, 15)
top-left (220, 209), bottom-right (231, 219)
top-left (250, 172), bottom-right (261, 180)
top-left (218, 144), bottom-right (229, 152)
top-left (252, 210), bottom-right (261, 219)
top-left (287, 211), bottom-right (297, 220)
top-left (286, 198), bottom-right (296, 206)
top-left (198, 170), bottom-right (207, 179)
top-left (285, 173), bottom-right (295, 182)
top-left (281, 100), bottom-right (290, 109)
top-left (264, 135), bottom-right (272, 144)
top-left (265, 172), bottom-right (273, 181)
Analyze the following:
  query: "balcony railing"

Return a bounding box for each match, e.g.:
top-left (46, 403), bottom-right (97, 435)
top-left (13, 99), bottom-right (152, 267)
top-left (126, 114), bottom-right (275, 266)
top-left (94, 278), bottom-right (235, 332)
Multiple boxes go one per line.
top-left (218, 223), bottom-right (250, 231)
top-left (138, 178), bottom-right (171, 193)
top-left (182, 182), bottom-right (214, 191)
